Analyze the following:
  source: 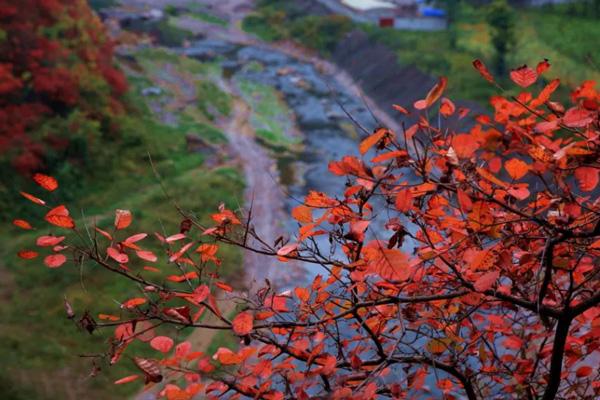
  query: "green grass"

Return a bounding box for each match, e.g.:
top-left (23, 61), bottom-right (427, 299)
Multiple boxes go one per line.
top-left (0, 49), bottom-right (244, 399)
top-left (246, 1), bottom-right (600, 106)
top-left (187, 11), bottom-right (228, 27)
top-left (197, 81), bottom-right (232, 120)
top-left (237, 79), bottom-right (300, 148)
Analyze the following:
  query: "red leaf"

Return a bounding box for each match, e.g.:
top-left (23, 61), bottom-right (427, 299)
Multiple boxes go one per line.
top-left (439, 97), bottom-right (455, 117)
top-left (536, 59), bottom-right (550, 75)
top-left (107, 247), bottom-right (129, 264)
top-left (576, 365), bottom-right (593, 378)
top-left (95, 226), bottom-right (113, 240)
top-left (415, 77), bottom-right (447, 110)
top-left (472, 59), bottom-right (495, 83)
top-left (510, 65), bottom-right (537, 88)
top-left (13, 219), bottom-right (32, 230)
top-left (504, 158), bottom-right (529, 180)
top-left (474, 270), bottom-right (500, 291)
top-left (575, 167), bottom-right (599, 192)
top-left (563, 107), bottom-right (594, 128)
top-left (392, 104), bottom-right (408, 114)
top-left (45, 205), bottom-right (75, 229)
top-left (214, 281), bottom-right (233, 292)
top-left (277, 243), bottom-right (298, 257)
top-left (166, 271), bottom-right (198, 282)
top-left (503, 336), bottom-right (523, 350)
top-left (33, 173), bottom-right (58, 191)
top-left (44, 254), bottom-right (67, 268)
top-left (457, 190), bottom-right (473, 212)
top-left (20, 191), bottom-right (45, 205)
top-left (18, 250), bottom-right (38, 259)
top-left (136, 250), bottom-right (157, 262)
top-left (395, 189), bottom-right (413, 213)
top-left (451, 134), bottom-right (478, 159)
top-left (294, 287), bottom-right (310, 302)
top-left (291, 205), bottom-right (313, 223)
top-left (169, 242), bottom-right (193, 263)
top-left (150, 336), bottom-right (174, 353)
top-left (36, 235), bottom-right (65, 247)
top-left (122, 297), bottom-right (146, 308)
top-left (232, 311), bottom-right (253, 336)
top-left (114, 209), bottom-right (132, 230)
top-left (114, 375), bottom-right (140, 385)
top-left (359, 128), bottom-right (388, 155)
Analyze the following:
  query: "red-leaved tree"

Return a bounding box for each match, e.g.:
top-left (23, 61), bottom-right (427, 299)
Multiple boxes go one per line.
top-left (0, 0), bottom-right (126, 173)
top-left (15, 61), bottom-right (600, 399)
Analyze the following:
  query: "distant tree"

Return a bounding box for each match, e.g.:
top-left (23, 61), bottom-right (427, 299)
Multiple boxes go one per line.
top-left (0, 0), bottom-right (126, 174)
top-left (16, 60), bottom-right (600, 399)
top-left (486, 0), bottom-right (516, 75)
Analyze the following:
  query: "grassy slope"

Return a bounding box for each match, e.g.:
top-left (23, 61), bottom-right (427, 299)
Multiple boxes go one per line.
top-left (244, 2), bottom-right (600, 105)
top-left (0, 49), bottom-right (244, 399)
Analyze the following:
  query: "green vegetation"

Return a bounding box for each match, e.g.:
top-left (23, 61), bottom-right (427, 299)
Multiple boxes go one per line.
top-left (187, 11), bottom-right (228, 27)
top-left (245, 0), bottom-right (600, 105)
top-left (237, 79), bottom-right (300, 148)
top-left (197, 81), bottom-right (232, 120)
top-left (242, 1), bottom-right (352, 54)
top-left (0, 48), bottom-right (244, 399)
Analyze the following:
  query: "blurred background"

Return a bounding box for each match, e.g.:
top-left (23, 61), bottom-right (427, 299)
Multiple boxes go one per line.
top-left (1, 0), bottom-right (598, 398)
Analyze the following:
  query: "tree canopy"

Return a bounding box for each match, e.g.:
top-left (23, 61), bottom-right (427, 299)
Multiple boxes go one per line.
top-left (16, 60), bottom-right (600, 400)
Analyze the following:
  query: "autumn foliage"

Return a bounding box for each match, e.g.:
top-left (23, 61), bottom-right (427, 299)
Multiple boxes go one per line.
top-left (16, 60), bottom-right (600, 399)
top-left (0, 0), bottom-right (126, 173)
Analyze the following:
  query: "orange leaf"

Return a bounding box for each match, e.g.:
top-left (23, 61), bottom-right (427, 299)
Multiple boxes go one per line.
top-left (213, 347), bottom-right (241, 365)
top-left (45, 205), bottom-right (75, 229)
top-left (13, 219), bottom-right (32, 230)
top-left (510, 65), bottom-right (537, 88)
top-left (36, 235), bottom-right (65, 247)
top-left (20, 191), bottom-right (45, 205)
top-left (294, 287), bottom-right (310, 302)
top-left (457, 190), bottom-right (473, 212)
top-left (359, 128), bottom-right (388, 155)
top-left (472, 59), bottom-right (495, 83)
top-left (575, 167), bottom-right (599, 192)
top-left (536, 59), bottom-right (550, 75)
top-left (415, 77), bottom-right (447, 110)
top-left (167, 271), bottom-right (198, 282)
top-left (114, 209), bottom-right (132, 230)
top-left (169, 242), bottom-right (193, 263)
top-left (451, 134), bottom-right (478, 159)
top-left (18, 250), bottom-right (38, 259)
top-left (504, 158), bottom-right (529, 180)
top-left (107, 247), bottom-right (129, 264)
top-left (292, 205), bottom-right (313, 223)
top-left (439, 97), bottom-right (455, 117)
top-left (44, 254), bottom-right (67, 268)
top-left (474, 270), bottom-right (500, 291)
top-left (95, 226), bottom-right (113, 240)
top-left (232, 311), bottom-right (253, 336)
top-left (33, 173), bottom-right (58, 191)
top-left (563, 107), bottom-right (594, 128)
top-left (114, 375), bottom-right (140, 385)
top-left (136, 250), bottom-right (157, 262)
top-left (392, 104), bottom-right (408, 114)
top-left (122, 297), bottom-right (147, 308)
top-left (503, 336), bottom-right (523, 350)
top-left (395, 189), bottom-right (413, 213)
top-left (277, 243), bottom-right (298, 257)
top-left (150, 336), bottom-right (174, 353)
top-left (215, 281), bottom-right (233, 292)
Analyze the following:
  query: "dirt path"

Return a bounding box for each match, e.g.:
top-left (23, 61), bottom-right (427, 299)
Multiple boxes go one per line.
top-left (219, 96), bottom-right (300, 288)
